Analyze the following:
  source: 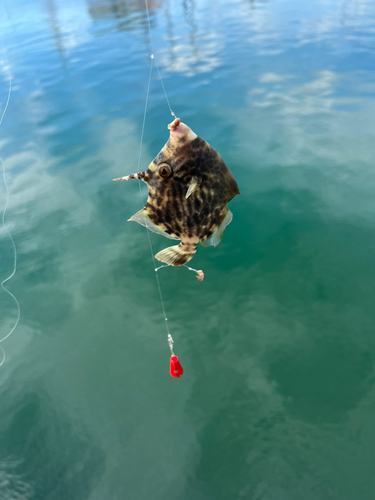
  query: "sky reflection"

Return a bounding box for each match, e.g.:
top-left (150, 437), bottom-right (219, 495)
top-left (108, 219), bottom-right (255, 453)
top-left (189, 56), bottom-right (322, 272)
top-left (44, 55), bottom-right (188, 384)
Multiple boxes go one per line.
top-left (1, 0), bottom-right (375, 499)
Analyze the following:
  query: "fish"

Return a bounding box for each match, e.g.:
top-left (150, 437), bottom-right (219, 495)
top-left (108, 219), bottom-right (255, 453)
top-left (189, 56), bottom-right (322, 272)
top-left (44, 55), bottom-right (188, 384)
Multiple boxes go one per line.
top-left (113, 117), bottom-right (240, 266)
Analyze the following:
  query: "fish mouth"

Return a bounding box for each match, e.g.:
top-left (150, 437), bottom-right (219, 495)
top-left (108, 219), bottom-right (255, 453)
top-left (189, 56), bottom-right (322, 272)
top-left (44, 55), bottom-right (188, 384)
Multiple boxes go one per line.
top-left (168, 117), bottom-right (197, 144)
top-left (168, 117), bottom-right (181, 131)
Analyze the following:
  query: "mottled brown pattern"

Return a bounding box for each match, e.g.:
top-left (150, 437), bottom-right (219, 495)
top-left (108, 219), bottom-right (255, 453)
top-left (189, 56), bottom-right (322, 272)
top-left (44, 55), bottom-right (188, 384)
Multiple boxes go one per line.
top-left (116, 118), bottom-right (240, 266)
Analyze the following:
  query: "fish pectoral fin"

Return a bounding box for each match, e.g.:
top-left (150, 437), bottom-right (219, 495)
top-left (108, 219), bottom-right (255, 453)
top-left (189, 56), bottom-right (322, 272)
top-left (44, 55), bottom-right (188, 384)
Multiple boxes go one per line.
top-left (155, 243), bottom-right (197, 267)
top-left (128, 208), bottom-right (178, 240)
top-left (200, 209), bottom-right (233, 248)
top-left (185, 176), bottom-right (202, 199)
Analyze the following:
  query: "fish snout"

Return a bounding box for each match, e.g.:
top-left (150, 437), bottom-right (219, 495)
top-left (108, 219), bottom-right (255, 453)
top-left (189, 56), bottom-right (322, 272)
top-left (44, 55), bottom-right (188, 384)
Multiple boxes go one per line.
top-left (168, 117), bottom-right (181, 131)
top-left (168, 118), bottom-right (197, 144)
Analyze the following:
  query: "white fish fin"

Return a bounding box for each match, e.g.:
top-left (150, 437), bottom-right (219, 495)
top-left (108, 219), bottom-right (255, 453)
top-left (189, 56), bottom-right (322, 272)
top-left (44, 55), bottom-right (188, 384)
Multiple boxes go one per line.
top-left (128, 209), bottom-right (178, 240)
top-left (155, 243), bottom-right (197, 267)
top-left (200, 209), bottom-right (233, 247)
top-left (185, 176), bottom-right (202, 199)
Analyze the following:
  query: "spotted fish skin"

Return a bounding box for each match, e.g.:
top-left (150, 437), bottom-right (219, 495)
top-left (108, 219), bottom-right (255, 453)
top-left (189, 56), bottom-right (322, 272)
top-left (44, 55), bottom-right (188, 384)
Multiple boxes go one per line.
top-left (115, 118), bottom-right (240, 266)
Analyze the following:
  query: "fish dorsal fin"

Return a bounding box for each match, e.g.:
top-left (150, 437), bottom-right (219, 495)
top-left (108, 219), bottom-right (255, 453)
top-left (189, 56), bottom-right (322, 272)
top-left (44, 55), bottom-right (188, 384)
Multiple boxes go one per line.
top-left (200, 209), bottom-right (233, 247)
top-left (128, 208), bottom-right (178, 240)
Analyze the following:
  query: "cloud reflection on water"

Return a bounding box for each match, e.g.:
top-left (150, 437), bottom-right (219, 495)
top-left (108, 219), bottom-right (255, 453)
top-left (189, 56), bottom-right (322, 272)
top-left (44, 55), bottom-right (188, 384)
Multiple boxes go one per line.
top-left (1, 0), bottom-right (375, 498)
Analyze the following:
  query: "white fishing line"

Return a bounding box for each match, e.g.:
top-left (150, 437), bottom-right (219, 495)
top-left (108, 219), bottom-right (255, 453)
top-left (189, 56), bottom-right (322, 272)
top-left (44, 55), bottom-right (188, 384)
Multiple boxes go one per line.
top-left (144, 0), bottom-right (176, 120)
top-left (0, 44), bottom-right (20, 367)
top-left (133, 0), bottom-right (178, 343)
top-left (135, 55), bottom-right (172, 338)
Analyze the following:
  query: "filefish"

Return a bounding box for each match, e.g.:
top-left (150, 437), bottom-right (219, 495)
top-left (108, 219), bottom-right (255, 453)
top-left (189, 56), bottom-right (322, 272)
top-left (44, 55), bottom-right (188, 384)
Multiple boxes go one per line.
top-left (114, 117), bottom-right (240, 266)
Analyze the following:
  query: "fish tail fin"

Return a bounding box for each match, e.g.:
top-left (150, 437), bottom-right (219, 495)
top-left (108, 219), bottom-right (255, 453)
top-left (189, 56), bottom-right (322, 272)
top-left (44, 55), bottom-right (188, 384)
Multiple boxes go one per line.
top-left (155, 243), bottom-right (197, 267)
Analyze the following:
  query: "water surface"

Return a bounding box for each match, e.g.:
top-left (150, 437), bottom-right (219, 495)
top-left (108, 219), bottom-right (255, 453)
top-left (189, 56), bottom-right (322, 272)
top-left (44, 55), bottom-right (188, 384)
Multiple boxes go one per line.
top-left (1, 0), bottom-right (375, 498)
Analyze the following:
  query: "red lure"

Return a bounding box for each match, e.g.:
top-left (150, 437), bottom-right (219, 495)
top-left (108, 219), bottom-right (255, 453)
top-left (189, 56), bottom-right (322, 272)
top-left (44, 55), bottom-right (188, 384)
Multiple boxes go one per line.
top-left (170, 355), bottom-right (183, 378)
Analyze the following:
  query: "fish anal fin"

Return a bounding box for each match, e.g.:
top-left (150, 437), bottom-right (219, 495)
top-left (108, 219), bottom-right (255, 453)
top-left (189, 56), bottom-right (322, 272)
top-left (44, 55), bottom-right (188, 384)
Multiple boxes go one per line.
top-left (155, 243), bottom-right (197, 267)
top-left (129, 208), bottom-right (178, 240)
top-left (200, 209), bottom-right (233, 247)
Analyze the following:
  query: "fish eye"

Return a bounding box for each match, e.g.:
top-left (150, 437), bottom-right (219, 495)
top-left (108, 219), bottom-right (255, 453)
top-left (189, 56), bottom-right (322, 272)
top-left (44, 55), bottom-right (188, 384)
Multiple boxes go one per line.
top-left (158, 164), bottom-right (172, 178)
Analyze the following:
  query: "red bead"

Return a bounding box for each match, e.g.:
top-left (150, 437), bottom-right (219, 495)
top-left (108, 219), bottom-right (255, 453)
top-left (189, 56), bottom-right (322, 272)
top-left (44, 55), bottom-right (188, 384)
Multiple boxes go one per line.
top-left (170, 355), bottom-right (183, 378)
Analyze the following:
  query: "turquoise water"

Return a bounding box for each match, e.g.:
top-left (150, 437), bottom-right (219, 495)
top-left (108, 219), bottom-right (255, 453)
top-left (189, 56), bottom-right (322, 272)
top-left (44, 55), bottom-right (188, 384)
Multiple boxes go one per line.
top-left (1, 0), bottom-right (375, 498)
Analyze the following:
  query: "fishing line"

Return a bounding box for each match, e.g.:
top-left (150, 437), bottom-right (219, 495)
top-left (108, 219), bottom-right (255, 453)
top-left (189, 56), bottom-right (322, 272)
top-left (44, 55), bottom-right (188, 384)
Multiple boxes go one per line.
top-left (0, 43), bottom-right (20, 367)
top-left (134, 55), bottom-right (171, 339)
top-left (155, 263), bottom-right (204, 281)
top-left (131, 0), bottom-right (184, 369)
top-left (144, 0), bottom-right (176, 119)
